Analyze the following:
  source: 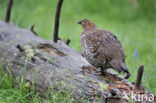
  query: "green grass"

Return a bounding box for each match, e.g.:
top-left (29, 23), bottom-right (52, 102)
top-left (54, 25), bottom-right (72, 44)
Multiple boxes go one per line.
top-left (0, 0), bottom-right (156, 102)
top-left (0, 65), bottom-right (73, 103)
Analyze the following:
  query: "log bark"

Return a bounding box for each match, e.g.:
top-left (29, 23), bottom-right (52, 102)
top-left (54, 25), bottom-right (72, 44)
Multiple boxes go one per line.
top-left (0, 20), bottom-right (155, 103)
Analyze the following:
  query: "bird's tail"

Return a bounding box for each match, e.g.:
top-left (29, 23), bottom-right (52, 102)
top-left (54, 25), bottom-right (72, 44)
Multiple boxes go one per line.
top-left (109, 59), bottom-right (123, 74)
top-left (120, 62), bottom-right (131, 79)
top-left (110, 60), bottom-right (131, 79)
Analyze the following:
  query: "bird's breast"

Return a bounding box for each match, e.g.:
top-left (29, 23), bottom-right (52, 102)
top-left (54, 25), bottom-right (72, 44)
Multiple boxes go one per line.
top-left (81, 38), bottom-right (103, 67)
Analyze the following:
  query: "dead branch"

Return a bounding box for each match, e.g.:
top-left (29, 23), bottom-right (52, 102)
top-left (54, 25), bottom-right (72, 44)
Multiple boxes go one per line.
top-left (53, 0), bottom-right (64, 43)
top-left (136, 65), bottom-right (144, 88)
top-left (5, 0), bottom-right (13, 23)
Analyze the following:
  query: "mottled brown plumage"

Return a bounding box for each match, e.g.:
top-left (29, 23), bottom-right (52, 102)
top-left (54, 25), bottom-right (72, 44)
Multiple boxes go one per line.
top-left (78, 19), bottom-right (130, 79)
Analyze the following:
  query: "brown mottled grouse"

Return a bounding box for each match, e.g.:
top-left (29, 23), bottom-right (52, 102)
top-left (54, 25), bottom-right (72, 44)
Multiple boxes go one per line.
top-left (78, 19), bottom-right (130, 79)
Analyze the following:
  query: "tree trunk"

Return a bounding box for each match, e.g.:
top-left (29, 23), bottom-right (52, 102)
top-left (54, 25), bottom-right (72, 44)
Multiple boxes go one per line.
top-left (0, 20), bottom-right (155, 103)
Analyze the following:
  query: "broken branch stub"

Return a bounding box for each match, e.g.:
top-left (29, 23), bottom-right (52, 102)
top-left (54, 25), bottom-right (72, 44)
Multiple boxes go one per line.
top-left (30, 25), bottom-right (39, 36)
top-left (136, 65), bottom-right (144, 88)
top-left (65, 38), bottom-right (70, 45)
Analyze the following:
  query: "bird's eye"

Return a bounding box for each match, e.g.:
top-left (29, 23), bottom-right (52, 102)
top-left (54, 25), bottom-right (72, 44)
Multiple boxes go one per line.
top-left (83, 21), bottom-right (87, 24)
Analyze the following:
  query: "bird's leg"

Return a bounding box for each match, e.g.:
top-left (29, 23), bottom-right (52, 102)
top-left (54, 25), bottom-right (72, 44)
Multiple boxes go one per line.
top-left (101, 66), bottom-right (107, 75)
top-left (101, 69), bottom-right (107, 76)
top-left (102, 70), bottom-right (107, 75)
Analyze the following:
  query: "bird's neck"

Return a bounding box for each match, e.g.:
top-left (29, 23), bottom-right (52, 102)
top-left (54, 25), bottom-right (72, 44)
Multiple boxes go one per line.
top-left (84, 26), bottom-right (97, 32)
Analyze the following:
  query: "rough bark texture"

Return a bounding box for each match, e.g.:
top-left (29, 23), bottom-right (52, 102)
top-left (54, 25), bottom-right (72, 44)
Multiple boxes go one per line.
top-left (0, 20), bottom-right (155, 103)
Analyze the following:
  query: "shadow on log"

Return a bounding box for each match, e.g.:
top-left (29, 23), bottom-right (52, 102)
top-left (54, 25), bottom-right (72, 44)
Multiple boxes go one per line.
top-left (0, 20), bottom-right (155, 103)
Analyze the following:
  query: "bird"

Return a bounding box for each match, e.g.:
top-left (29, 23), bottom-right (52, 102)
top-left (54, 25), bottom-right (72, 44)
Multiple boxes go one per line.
top-left (78, 19), bottom-right (130, 79)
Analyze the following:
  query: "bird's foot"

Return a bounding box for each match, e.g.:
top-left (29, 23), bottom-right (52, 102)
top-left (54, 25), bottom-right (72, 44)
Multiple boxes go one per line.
top-left (91, 68), bottom-right (102, 75)
top-left (101, 70), bottom-right (107, 76)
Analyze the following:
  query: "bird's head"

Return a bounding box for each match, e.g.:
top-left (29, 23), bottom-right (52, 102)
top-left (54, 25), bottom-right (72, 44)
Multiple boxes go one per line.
top-left (77, 19), bottom-right (97, 31)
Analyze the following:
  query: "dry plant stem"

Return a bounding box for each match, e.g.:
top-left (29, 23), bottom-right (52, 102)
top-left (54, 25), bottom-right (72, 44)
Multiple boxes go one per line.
top-left (5, 0), bottom-right (13, 23)
top-left (53, 0), bottom-right (64, 43)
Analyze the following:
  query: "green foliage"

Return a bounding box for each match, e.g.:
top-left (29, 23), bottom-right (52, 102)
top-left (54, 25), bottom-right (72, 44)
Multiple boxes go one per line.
top-left (0, 66), bottom-right (72, 102)
top-left (0, 66), bottom-right (39, 103)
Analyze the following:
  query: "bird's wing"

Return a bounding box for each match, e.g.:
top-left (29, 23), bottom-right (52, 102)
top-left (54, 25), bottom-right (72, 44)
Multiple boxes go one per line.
top-left (99, 30), bottom-right (126, 62)
top-left (98, 29), bottom-right (127, 73)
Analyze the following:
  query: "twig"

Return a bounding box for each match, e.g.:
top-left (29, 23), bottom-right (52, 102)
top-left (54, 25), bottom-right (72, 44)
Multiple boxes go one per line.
top-left (30, 25), bottom-right (39, 36)
top-left (53, 0), bottom-right (64, 43)
top-left (136, 65), bottom-right (144, 88)
top-left (65, 38), bottom-right (70, 45)
top-left (5, 0), bottom-right (13, 23)
top-left (16, 44), bottom-right (24, 52)
top-left (58, 37), bottom-right (62, 40)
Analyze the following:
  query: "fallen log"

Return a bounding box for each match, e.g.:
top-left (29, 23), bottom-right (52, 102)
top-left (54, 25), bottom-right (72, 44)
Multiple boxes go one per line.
top-left (0, 20), bottom-right (155, 103)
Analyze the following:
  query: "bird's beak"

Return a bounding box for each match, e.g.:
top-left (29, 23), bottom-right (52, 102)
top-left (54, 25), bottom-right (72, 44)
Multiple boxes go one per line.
top-left (77, 21), bottom-right (81, 24)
